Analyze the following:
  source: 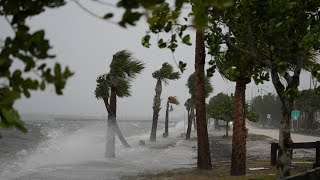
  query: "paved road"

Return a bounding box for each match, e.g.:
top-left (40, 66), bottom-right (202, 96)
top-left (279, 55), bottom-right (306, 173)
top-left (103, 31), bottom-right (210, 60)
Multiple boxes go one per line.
top-left (247, 124), bottom-right (320, 142)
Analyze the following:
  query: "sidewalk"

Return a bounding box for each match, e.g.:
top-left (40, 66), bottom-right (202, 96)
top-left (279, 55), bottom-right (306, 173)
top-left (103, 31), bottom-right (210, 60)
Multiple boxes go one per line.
top-left (247, 124), bottom-right (320, 142)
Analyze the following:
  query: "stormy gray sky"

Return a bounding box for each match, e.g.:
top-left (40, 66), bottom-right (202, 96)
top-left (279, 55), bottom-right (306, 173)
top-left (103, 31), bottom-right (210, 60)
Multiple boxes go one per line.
top-left (1, 1), bottom-right (316, 120)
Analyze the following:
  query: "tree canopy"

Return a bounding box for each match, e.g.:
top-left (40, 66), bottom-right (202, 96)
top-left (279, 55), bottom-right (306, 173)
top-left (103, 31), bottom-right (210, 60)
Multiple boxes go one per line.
top-left (95, 50), bottom-right (144, 100)
top-left (186, 73), bottom-right (213, 99)
top-left (0, 0), bottom-right (73, 133)
top-left (251, 93), bottom-right (282, 127)
top-left (152, 62), bottom-right (180, 82)
top-left (207, 93), bottom-right (259, 123)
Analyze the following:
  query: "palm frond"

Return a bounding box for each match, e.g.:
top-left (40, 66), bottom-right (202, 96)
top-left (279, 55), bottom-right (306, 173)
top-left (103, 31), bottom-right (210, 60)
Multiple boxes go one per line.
top-left (115, 77), bottom-right (131, 97)
top-left (152, 62), bottom-right (181, 81)
top-left (168, 96), bottom-right (180, 105)
top-left (94, 74), bottom-right (110, 99)
top-left (110, 50), bottom-right (145, 79)
top-left (186, 73), bottom-right (213, 98)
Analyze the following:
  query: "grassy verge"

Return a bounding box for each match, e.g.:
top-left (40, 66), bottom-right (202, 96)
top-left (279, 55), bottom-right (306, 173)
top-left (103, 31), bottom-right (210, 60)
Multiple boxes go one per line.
top-left (121, 158), bottom-right (315, 180)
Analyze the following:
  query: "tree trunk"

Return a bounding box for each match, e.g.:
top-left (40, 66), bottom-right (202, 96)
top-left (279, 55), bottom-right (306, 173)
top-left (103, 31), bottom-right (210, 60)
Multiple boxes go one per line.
top-left (277, 101), bottom-right (293, 178)
top-left (226, 120), bottom-right (229, 137)
top-left (105, 87), bottom-right (117, 158)
top-left (186, 105), bottom-right (193, 140)
top-left (105, 115), bottom-right (115, 158)
top-left (307, 111), bottom-right (315, 129)
top-left (270, 60), bottom-right (298, 178)
top-left (164, 99), bottom-right (169, 138)
top-left (230, 79), bottom-right (247, 175)
top-left (150, 79), bottom-right (162, 142)
top-left (113, 121), bottom-right (131, 148)
top-left (193, 109), bottom-right (197, 130)
top-left (105, 87), bottom-right (131, 158)
top-left (195, 30), bottom-right (212, 169)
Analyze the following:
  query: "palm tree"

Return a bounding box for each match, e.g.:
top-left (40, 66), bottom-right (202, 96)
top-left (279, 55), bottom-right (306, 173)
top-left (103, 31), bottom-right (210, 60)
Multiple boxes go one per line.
top-left (184, 98), bottom-right (193, 140)
top-left (95, 50), bottom-right (145, 158)
top-left (186, 72), bottom-right (213, 131)
top-left (163, 96), bottom-right (179, 138)
top-left (194, 30), bottom-right (215, 169)
top-left (150, 63), bottom-right (180, 142)
top-left (186, 65), bottom-right (213, 169)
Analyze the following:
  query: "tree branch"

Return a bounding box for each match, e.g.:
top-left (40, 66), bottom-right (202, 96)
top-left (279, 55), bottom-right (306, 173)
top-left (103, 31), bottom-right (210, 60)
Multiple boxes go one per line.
top-left (91, 0), bottom-right (116, 7)
top-left (4, 15), bottom-right (15, 32)
top-left (217, 31), bottom-right (258, 59)
top-left (72, 0), bottom-right (117, 25)
top-left (271, 64), bottom-right (285, 97)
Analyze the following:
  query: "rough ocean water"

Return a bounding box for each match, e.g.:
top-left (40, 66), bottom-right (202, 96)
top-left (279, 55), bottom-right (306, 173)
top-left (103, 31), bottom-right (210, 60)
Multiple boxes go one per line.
top-left (0, 118), bottom-right (190, 180)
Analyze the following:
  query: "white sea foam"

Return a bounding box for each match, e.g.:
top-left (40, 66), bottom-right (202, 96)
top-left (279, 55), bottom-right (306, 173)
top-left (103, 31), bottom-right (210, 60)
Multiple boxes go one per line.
top-left (1, 120), bottom-right (195, 180)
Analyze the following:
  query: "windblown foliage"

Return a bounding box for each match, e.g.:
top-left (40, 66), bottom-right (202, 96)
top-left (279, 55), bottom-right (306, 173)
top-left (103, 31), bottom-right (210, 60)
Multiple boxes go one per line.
top-left (0, 0), bottom-right (73, 133)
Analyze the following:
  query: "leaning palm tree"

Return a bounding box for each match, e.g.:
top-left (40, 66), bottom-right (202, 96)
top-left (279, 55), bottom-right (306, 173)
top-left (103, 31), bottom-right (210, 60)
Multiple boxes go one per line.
top-left (150, 63), bottom-right (180, 142)
top-left (184, 98), bottom-right (194, 140)
top-left (163, 96), bottom-right (180, 138)
top-left (95, 50), bottom-right (145, 158)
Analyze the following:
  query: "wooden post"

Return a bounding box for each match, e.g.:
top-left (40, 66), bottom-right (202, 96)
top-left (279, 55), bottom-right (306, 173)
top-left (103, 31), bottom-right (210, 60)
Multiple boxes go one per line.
top-left (271, 142), bottom-right (278, 166)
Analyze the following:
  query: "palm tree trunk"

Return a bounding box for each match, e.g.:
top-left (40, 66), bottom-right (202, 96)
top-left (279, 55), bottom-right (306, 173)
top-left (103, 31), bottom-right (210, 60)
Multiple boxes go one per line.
top-left (150, 79), bottom-right (162, 142)
top-left (164, 99), bottom-right (169, 138)
top-left (105, 88), bottom-right (117, 158)
top-left (195, 30), bottom-right (212, 169)
top-left (230, 79), bottom-right (247, 175)
top-left (105, 115), bottom-right (115, 158)
top-left (186, 106), bottom-right (193, 140)
top-left (113, 121), bottom-right (131, 148)
top-left (105, 87), bottom-right (131, 158)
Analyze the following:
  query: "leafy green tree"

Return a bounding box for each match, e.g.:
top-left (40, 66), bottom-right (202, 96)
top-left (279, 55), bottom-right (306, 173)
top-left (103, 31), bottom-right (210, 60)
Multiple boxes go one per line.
top-left (204, 0), bottom-right (320, 177)
top-left (150, 62), bottom-right (180, 142)
top-left (0, 0), bottom-right (73, 135)
top-left (295, 89), bottom-right (320, 129)
top-left (163, 96), bottom-right (179, 138)
top-left (207, 93), bottom-right (258, 137)
top-left (207, 93), bottom-right (233, 136)
top-left (234, 1), bottom-right (320, 177)
top-left (251, 93), bottom-right (282, 128)
top-left (95, 50), bottom-right (144, 158)
top-left (206, 9), bottom-right (266, 176)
